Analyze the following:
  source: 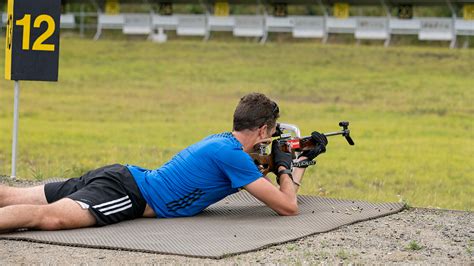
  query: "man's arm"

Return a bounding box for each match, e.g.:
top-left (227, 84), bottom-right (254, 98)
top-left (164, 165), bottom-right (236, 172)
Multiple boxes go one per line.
top-left (243, 175), bottom-right (298, 216)
top-left (243, 130), bottom-right (329, 216)
top-left (243, 157), bottom-right (307, 216)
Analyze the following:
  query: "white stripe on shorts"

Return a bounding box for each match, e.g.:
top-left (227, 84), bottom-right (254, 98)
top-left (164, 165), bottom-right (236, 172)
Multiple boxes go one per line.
top-left (93, 195), bottom-right (129, 208)
top-left (103, 203), bottom-right (133, 216)
top-left (98, 199), bottom-right (132, 212)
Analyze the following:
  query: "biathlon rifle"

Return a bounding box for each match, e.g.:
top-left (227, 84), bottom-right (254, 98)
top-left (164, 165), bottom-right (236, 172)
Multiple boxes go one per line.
top-left (249, 121), bottom-right (355, 176)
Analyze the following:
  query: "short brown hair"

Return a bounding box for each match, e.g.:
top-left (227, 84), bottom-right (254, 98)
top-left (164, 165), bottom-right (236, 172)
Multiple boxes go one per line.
top-left (233, 93), bottom-right (279, 131)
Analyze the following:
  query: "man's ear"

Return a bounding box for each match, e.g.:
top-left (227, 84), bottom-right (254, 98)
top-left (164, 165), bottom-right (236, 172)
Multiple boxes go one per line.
top-left (259, 124), bottom-right (268, 138)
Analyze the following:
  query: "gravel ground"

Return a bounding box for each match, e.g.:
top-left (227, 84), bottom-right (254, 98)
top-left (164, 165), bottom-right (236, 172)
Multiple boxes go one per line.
top-left (0, 178), bottom-right (473, 264)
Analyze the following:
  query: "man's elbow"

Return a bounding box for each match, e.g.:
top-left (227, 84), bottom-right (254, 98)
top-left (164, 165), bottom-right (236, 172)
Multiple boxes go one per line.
top-left (276, 204), bottom-right (299, 216)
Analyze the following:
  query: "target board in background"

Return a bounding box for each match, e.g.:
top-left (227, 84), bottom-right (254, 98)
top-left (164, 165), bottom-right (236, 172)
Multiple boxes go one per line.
top-left (4, 0), bottom-right (61, 179)
top-left (5, 0), bottom-right (60, 81)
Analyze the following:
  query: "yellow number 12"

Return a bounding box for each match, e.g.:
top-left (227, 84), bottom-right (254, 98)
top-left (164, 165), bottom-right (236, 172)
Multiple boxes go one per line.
top-left (16, 14), bottom-right (55, 51)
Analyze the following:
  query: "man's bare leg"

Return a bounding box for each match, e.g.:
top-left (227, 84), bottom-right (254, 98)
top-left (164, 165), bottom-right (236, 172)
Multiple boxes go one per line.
top-left (0, 184), bottom-right (48, 207)
top-left (0, 198), bottom-right (96, 232)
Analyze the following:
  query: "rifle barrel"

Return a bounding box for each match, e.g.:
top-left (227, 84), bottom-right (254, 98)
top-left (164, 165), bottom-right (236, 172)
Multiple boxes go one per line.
top-left (324, 130), bottom-right (346, 137)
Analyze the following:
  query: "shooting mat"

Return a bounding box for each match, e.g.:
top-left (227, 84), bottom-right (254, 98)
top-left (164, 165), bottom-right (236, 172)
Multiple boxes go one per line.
top-left (0, 192), bottom-right (404, 258)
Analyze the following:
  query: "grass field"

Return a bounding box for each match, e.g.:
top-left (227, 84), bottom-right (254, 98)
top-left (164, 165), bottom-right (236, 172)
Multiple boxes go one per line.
top-left (0, 37), bottom-right (472, 211)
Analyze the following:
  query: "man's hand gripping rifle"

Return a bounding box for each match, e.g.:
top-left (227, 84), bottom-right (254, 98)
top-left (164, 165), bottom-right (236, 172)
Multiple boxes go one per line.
top-left (250, 121), bottom-right (355, 176)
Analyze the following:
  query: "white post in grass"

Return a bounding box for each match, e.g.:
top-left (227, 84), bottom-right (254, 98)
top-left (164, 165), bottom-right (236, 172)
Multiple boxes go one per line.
top-left (11, 81), bottom-right (20, 179)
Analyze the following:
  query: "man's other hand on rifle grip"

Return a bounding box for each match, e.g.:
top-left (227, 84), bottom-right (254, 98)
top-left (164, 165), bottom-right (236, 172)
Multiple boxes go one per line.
top-left (271, 139), bottom-right (292, 174)
top-left (298, 131), bottom-right (328, 162)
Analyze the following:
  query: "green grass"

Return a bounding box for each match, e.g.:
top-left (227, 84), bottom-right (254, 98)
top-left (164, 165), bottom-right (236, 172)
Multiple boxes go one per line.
top-left (0, 37), bottom-right (472, 211)
top-left (336, 249), bottom-right (350, 260)
top-left (467, 240), bottom-right (473, 256)
top-left (406, 240), bottom-right (423, 251)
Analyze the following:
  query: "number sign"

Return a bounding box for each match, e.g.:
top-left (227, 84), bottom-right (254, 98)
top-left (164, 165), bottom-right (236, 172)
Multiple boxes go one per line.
top-left (5, 0), bottom-right (60, 81)
top-left (214, 1), bottom-right (229, 17)
top-left (334, 3), bottom-right (349, 19)
top-left (464, 4), bottom-right (474, 20)
top-left (105, 0), bottom-right (120, 15)
top-left (397, 5), bottom-right (413, 19)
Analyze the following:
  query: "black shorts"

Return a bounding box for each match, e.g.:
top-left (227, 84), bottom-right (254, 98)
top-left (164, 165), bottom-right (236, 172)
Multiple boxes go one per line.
top-left (44, 164), bottom-right (147, 226)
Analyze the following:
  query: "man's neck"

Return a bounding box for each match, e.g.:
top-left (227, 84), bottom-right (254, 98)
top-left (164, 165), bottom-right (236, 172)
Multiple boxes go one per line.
top-left (232, 130), bottom-right (257, 153)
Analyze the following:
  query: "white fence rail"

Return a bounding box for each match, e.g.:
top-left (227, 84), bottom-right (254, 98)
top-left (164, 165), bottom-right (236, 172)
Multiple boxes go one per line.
top-left (2, 12), bottom-right (472, 47)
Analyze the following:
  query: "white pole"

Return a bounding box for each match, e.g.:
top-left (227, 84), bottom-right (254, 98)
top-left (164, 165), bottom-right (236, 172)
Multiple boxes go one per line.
top-left (11, 80), bottom-right (20, 179)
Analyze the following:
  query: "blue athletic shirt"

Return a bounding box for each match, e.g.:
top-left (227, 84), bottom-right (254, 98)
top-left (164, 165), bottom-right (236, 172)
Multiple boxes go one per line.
top-left (127, 132), bottom-right (263, 218)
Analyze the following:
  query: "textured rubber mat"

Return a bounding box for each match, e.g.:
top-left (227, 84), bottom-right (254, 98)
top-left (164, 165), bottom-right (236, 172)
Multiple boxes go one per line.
top-left (0, 192), bottom-right (404, 258)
